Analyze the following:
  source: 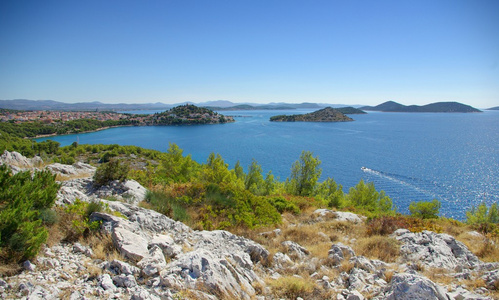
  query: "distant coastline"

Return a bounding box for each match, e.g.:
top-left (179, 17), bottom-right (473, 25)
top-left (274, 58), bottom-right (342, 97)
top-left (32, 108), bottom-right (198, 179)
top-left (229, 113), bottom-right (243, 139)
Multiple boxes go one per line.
top-left (360, 101), bottom-right (481, 113)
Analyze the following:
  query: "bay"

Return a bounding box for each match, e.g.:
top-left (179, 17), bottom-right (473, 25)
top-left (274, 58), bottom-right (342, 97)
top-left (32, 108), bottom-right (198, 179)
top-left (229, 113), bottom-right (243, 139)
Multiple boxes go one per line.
top-left (36, 109), bottom-right (499, 220)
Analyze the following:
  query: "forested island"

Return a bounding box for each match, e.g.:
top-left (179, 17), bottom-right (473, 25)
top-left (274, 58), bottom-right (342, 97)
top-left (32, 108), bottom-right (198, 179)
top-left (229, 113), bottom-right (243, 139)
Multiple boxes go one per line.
top-left (360, 101), bottom-right (481, 113)
top-left (335, 106), bottom-right (366, 114)
top-left (270, 107), bottom-right (354, 122)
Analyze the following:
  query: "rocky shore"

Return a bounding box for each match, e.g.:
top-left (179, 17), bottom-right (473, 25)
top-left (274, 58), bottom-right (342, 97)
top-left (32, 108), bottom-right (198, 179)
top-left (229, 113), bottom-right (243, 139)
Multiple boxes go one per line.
top-left (0, 150), bottom-right (498, 299)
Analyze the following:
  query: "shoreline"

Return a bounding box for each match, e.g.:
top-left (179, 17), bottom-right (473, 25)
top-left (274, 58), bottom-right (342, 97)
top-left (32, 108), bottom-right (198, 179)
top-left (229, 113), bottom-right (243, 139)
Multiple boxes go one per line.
top-left (32, 125), bottom-right (131, 139)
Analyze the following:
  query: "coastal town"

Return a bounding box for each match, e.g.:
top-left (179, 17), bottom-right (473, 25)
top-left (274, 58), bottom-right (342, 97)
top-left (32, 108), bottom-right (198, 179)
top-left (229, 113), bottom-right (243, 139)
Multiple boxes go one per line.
top-left (0, 110), bottom-right (138, 123)
top-left (0, 105), bottom-right (234, 131)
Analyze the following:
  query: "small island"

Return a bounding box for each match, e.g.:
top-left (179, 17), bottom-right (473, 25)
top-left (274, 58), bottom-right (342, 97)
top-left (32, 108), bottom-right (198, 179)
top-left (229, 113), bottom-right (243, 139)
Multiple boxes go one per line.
top-left (145, 104), bottom-right (234, 125)
top-left (335, 106), bottom-right (366, 114)
top-left (270, 107), bottom-right (354, 122)
top-left (360, 101), bottom-right (481, 113)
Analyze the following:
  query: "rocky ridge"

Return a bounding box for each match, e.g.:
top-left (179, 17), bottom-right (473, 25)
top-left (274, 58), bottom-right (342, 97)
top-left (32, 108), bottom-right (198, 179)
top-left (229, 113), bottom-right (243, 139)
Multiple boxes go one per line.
top-left (0, 151), bottom-right (498, 299)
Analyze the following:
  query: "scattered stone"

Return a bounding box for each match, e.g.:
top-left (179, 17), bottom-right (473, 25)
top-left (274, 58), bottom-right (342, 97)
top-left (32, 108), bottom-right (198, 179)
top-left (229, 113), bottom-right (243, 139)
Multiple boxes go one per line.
top-left (73, 242), bottom-right (94, 257)
top-left (99, 274), bottom-right (116, 291)
top-left (107, 259), bottom-right (140, 276)
top-left (329, 243), bottom-right (356, 265)
top-left (273, 252), bottom-right (293, 270)
top-left (23, 260), bottom-right (36, 272)
top-left (281, 240), bottom-right (310, 259)
top-left (447, 286), bottom-right (492, 300)
top-left (113, 274), bottom-right (137, 288)
top-left (482, 269), bottom-right (499, 290)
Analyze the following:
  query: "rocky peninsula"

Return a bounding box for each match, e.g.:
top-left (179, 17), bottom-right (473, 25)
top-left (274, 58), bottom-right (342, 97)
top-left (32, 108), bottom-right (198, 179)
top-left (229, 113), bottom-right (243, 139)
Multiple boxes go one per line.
top-left (270, 107), bottom-right (354, 122)
top-left (1, 150), bottom-right (498, 299)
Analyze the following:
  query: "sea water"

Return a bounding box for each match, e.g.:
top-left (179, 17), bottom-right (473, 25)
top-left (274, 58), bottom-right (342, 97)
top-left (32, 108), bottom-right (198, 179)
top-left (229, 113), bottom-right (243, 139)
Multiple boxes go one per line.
top-left (36, 110), bottom-right (499, 220)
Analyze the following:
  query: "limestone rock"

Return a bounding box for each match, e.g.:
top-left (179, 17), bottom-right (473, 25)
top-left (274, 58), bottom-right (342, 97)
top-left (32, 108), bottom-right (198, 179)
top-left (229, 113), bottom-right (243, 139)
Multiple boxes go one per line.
top-left (482, 269), bottom-right (499, 290)
top-left (162, 248), bottom-right (256, 299)
top-left (107, 259), bottom-right (141, 276)
top-left (138, 245), bottom-right (167, 277)
top-left (313, 209), bottom-right (365, 223)
top-left (113, 274), bottom-right (137, 288)
top-left (0, 150), bottom-right (40, 170)
top-left (73, 242), bottom-right (93, 257)
top-left (99, 274), bottom-right (116, 291)
top-left (149, 234), bottom-right (182, 258)
top-left (91, 212), bottom-right (149, 261)
top-left (281, 240), bottom-right (310, 259)
top-left (393, 230), bottom-right (481, 271)
top-left (447, 287), bottom-right (492, 300)
top-left (380, 273), bottom-right (448, 300)
top-left (329, 243), bottom-right (356, 265)
top-left (46, 162), bottom-right (96, 178)
top-left (94, 179), bottom-right (147, 205)
top-left (23, 260), bottom-right (36, 272)
top-left (272, 252), bottom-right (293, 270)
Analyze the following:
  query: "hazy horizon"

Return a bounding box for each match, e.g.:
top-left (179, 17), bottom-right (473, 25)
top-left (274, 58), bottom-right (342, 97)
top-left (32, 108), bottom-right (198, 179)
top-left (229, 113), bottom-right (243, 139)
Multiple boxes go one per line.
top-left (1, 1), bottom-right (498, 107)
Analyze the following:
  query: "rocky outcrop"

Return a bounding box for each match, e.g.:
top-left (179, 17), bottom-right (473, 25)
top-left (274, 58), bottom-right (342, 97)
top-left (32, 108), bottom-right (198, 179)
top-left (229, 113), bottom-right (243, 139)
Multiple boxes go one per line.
top-left (379, 273), bottom-right (448, 300)
top-left (392, 229), bottom-right (482, 271)
top-left (46, 162), bottom-right (96, 177)
top-left (313, 209), bottom-right (366, 223)
top-left (0, 150), bottom-right (43, 173)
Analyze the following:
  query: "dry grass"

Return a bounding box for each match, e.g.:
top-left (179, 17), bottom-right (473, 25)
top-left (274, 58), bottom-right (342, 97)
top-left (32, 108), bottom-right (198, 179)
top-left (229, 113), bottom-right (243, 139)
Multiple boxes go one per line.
top-left (84, 233), bottom-right (121, 261)
top-left (456, 231), bottom-right (499, 263)
top-left (339, 260), bottom-right (355, 273)
top-left (354, 235), bottom-right (400, 263)
top-left (55, 172), bottom-right (93, 182)
top-left (84, 263), bottom-right (103, 280)
top-left (0, 262), bottom-right (22, 276)
top-left (266, 275), bottom-right (316, 299)
top-left (384, 269), bottom-right (395, 283)
top-left (476, 239), bottom-right (499, 263)
top-left (423, 268), bottom-right (454, 286)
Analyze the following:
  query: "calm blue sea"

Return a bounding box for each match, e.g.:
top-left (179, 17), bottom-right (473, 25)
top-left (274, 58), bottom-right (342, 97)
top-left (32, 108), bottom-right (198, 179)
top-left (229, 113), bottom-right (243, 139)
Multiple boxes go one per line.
top-left (37, 110), bottom-right (499, 220)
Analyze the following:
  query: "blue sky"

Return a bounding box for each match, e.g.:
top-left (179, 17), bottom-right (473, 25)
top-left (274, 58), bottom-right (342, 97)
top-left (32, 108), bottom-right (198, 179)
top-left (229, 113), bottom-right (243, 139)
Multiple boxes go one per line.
top-left (1, 0), bottom-right (498, 107)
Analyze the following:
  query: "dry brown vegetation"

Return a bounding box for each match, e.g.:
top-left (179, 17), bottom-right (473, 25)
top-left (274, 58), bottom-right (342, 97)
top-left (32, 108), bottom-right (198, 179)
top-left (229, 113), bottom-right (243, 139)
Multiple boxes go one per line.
top-left (354, 235), bottom-right (400, 263)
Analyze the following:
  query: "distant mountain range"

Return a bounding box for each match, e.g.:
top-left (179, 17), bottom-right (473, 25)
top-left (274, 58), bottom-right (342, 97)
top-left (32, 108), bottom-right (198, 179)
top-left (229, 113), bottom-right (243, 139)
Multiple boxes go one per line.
top-left (0, 99), bottom-right (358, 111)
top-left (487, 106), bottom-right (499, 111)
top-left (360, 101), bottom-right (481, 113)
top-left (0, 99), bottom-right (486, 113)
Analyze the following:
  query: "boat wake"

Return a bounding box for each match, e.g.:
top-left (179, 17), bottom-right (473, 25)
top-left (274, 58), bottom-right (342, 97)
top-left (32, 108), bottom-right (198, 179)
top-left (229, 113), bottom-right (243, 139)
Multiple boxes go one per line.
top-left (361, 167), bottom-right (445, 201)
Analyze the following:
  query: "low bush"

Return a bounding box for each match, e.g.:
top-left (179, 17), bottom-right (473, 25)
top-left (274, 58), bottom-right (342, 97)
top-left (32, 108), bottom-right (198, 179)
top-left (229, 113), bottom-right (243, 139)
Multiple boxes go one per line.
top-left (409, 199), bottom-right (441, 219)
top-left (0, 166), bottom-right (59, 261)
top-left (93, 159), bottom-right (129, 187)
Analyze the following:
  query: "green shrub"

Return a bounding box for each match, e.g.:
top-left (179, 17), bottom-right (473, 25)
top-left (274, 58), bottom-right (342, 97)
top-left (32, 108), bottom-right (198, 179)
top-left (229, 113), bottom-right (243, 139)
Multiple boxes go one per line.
top-left (268, 196), bottom-right (300, 214)
top-left (314, 177), bottom-right (344, 208)
top-left (38, 208), bottom-right (60, 225)
top-left (63, 199), bottom-right (102, 238)
top-left (346, 180), bottom-right (394, 216)
top-left (144, 190), bottom-right (189, 222)
top-left (93, 159), bottom-right (129, 187)
top-left (409, 199), bottom-right (441, 219)
top-left (467, 202), bottom-right (499, 224)
top-left (0, 166), bottom-right (59, 260)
